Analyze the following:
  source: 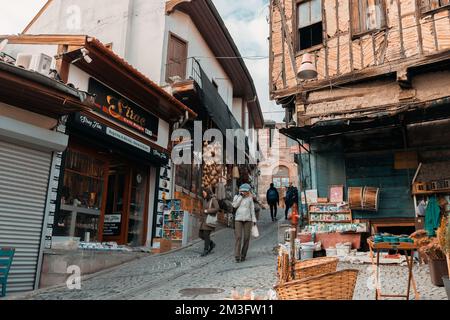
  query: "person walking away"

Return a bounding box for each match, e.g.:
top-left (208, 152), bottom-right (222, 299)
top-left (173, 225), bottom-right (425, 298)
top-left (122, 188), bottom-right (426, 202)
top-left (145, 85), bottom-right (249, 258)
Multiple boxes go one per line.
top-left (199, 188), bottom-right (219, 257)
top-left (266, 183), bottom-right (280, 222)
top-left (232, 184), bottom-right (257, 263)
top-left (284, 185), bottom-right (293, 220)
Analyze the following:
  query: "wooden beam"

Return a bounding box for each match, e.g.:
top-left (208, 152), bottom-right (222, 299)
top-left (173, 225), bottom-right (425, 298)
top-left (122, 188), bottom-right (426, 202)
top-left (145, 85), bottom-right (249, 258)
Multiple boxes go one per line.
top-left (431, 13), bottom-right (439, 51)
top-left (414, 0), bottom-right (425, 54)
top-left (272, 49), bottom-right (450, 99)
top-left (0, 34), bottom-right (87, 46)
top-left (348, 0), bottom-right (354, 72)
top-left (335, 0), bottom-right (340, 75)
top-left (22, 0), bottom-right (53, 34)
top-left (323, 0), bottom-right (330, 78)
top-left (274, 0), bottom-right (300, 86)
top-left (397, 0), bottom-right (406, 58)
top-left (269, 0), bottom-right (275, 93)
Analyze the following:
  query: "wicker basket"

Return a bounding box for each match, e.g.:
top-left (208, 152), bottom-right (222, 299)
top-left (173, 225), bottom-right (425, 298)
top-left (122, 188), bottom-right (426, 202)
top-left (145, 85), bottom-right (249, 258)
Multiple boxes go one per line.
top-left (278, 256), bottom-right (339, 283)
top-left (275, 269), bottom-right (359, 300)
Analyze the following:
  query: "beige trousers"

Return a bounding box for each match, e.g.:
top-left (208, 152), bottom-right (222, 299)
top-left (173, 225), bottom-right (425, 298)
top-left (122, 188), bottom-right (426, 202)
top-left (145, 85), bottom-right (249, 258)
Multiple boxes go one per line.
top-left (234, 221), bottom-right (253, 259)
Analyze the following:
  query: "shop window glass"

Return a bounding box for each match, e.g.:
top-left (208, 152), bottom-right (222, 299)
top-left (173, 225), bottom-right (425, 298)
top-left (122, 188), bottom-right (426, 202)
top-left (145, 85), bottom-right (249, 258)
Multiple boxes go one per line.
top-left (55, 150), bottom-right (106, 242)
top-left (128, 167), bottom-right (148, 246)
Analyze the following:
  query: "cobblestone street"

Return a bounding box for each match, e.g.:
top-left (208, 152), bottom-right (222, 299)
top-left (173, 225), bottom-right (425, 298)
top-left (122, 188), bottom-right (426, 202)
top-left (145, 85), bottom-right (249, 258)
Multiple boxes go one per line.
top-left (7, 211), bottom-right (447, 300)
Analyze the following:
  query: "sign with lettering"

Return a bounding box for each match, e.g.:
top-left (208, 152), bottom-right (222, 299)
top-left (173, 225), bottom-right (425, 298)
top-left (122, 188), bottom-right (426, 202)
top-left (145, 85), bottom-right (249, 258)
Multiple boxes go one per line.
top-left (88, 78), bottom-right (159, 140)
top-left (103, 214), bottom-right (122, 237)
top-left (72, 113), bottom-right (169, 165)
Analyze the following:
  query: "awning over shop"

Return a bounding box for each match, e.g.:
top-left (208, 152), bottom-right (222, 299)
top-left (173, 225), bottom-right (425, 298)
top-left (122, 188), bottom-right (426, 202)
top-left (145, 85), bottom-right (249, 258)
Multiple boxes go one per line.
top-left (198, 64), bottom-right (241, 134)
top-left (281, 96), bottom-right (450, 141)
top-left (0, 60), bottom-right (91, 118)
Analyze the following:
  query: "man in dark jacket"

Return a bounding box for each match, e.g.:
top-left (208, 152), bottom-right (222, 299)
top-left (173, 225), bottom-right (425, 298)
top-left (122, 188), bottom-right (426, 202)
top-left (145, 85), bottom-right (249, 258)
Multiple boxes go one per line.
top-left (266, 183), bottom-right (280, 222)
top-left (284, 183), bottom-right (299, 220)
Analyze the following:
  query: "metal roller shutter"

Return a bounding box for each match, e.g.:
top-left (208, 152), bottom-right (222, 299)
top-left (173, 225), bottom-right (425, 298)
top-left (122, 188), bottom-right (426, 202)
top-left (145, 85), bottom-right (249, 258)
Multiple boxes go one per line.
top-left (0, 140), bottom-right (52, 293)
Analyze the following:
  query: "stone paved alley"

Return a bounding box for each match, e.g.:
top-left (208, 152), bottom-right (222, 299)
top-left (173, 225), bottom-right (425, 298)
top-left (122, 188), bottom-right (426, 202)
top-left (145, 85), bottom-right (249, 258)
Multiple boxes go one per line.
top-left (6, 211), bottom-right (447, 300)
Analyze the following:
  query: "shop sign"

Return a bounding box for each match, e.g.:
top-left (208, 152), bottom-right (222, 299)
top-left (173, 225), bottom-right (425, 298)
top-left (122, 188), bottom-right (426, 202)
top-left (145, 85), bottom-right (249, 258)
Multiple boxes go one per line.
top-left (103, 214), bottom-right (122, 237)
top-left (73, 113), bottom-right (169, 165)
top-left (75, 113), bottom-right (151, 153)
top-left (106, 127), bottom-right (151, 153)
top-left (88, 78), bottom-right (159, 140)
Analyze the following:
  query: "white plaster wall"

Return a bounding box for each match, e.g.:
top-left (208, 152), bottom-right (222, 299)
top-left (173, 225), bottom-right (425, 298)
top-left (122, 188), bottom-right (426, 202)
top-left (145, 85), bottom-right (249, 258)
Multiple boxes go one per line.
top-left (232, 98), bottom-right (243, 127)
top-left (25, 0), bottom-right (132, 59)
top-left (156, 119), bottom-right (170, 149)
top-left (125, 0), bottom-right (166, 83)
top-left (66, 64), bottom-right (89, 91)
top-left (164, 10), bottom-right (234, 109)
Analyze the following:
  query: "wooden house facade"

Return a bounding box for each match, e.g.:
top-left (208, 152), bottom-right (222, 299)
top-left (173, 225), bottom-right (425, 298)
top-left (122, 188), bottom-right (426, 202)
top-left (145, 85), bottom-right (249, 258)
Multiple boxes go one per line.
top-left (270, 0), bottom-right (450, 234)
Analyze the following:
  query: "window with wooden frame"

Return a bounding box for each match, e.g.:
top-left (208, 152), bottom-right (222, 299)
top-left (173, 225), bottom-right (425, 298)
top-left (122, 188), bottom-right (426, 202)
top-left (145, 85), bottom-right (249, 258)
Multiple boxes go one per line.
top-left (420, 0), bottom-right (450, 14)
top-left (166, 33), bottom-right (188, 82)
top-left (351, 0), bottom-right (386, 37)
top-left (296, 0), bottom-right (323, 51)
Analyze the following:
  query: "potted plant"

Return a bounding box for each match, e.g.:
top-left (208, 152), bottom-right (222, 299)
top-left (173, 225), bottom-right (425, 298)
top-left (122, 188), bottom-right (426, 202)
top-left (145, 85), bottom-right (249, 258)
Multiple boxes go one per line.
top-left (437, 216), bottom-right (450, 299)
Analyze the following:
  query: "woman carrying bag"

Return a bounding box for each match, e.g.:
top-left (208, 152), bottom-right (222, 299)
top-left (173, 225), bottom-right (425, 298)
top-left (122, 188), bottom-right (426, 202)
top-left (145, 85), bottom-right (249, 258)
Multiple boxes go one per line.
top-left (232, 184), bottom-right (258, 263)
top-left (199, 188), bottom-right (220, 257)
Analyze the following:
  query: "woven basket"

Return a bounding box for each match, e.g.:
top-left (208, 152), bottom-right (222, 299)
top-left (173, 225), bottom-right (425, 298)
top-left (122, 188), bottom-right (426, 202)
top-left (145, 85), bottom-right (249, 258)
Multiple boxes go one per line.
top-left (293, 257), bottom-right (339, 280)
top-left (278, 256), bottom-right (339, 283)
top-left (275, 269), bottom-right (359, 300)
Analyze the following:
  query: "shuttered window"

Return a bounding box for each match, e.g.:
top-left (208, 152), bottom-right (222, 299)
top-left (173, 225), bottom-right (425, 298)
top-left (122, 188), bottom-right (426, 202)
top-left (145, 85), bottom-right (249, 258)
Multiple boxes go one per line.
top-left (296, 0), bottom-right (323, 51)
top-left (166, 34), bottom-right (188, 82)
top-left (351, 0), bottom-right (386, 36)
top-left (420, 0), bottom-right (450, 13)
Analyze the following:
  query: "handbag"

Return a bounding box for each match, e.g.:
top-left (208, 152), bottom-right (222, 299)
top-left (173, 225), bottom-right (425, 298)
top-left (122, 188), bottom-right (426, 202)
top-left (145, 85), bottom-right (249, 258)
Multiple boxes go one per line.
top-left (252, 225), bottom-right (259, 238)
top-left (205, 199), bottom-right (218, 228)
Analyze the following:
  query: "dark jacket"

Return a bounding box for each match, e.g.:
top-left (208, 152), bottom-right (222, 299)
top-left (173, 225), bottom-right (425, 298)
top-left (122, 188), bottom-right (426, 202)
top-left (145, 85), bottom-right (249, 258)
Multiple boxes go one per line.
top-left (200, 195), bottom-right (220, 231)
top-left (266, 187), bottom-right (280, 204)
top-left (285, 187), bottom-right (299, 207)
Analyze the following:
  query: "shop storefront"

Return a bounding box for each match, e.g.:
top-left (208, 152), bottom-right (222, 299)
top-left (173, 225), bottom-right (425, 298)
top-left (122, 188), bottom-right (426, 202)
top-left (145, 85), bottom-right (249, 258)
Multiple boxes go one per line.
top-left (52, 78), bottom-right (170, 247)
top-left (284, 97), bottom-right (450, 253)
top-left (0, 61), bottom-right (89, 293)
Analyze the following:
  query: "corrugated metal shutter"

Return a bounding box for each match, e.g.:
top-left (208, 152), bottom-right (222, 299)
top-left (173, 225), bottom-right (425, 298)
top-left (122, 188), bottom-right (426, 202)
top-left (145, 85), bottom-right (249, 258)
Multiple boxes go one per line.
top-left (0, 140), bottom-right (51, 293)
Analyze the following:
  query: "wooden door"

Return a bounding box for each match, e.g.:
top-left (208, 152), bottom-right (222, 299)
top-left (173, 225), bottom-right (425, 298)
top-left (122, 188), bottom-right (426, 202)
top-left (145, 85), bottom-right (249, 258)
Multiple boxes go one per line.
top-left (166, 33), bottom-right (188, 81)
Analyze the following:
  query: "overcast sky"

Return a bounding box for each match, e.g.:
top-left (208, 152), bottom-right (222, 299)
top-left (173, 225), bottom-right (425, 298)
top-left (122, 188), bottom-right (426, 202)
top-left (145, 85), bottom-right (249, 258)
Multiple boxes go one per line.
top-left (0, 0), bottom-right (283, 122)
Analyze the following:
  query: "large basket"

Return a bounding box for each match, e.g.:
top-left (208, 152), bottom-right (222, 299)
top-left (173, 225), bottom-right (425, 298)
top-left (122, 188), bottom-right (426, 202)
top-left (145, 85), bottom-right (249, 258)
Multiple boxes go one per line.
top-left (278, 256), bottom-right (339, 283)
top-left (275, 269), bottom-right (359, 300)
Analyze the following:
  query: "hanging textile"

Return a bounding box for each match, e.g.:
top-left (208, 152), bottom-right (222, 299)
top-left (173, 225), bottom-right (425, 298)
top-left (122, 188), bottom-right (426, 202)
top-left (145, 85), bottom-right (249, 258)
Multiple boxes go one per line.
top-left (425, 196), bottom-right (441, 237)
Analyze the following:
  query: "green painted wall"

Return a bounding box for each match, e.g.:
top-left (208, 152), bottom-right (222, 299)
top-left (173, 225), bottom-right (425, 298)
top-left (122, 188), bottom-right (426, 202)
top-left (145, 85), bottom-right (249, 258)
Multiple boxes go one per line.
top-left (346, 153), bottom-right (415, 219)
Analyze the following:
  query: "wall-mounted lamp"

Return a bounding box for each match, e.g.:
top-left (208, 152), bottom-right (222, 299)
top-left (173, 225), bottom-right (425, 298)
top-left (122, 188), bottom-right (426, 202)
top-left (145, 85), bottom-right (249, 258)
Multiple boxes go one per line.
top-left (71, 48), bottom-right (93, 64)
top-left (297, 53), bottom-right (317, 80)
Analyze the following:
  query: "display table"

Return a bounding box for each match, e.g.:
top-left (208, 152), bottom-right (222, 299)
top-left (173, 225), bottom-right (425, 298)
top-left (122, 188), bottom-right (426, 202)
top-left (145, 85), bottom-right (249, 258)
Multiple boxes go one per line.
top-left (298, 232), bottom-right (362, 249)
top-left (367, 238), bottom-right (420, 300)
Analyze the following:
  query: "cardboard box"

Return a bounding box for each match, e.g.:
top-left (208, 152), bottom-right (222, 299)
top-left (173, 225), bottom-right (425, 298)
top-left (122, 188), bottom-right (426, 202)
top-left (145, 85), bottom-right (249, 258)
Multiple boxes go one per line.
top-left (152, 238), bottom-right (172, 254)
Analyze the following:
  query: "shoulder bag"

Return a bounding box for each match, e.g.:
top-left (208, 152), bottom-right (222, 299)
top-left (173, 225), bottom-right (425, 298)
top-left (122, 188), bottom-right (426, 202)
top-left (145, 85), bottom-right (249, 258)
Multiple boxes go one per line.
top-left (205, 199), bottom-right (218, 228)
